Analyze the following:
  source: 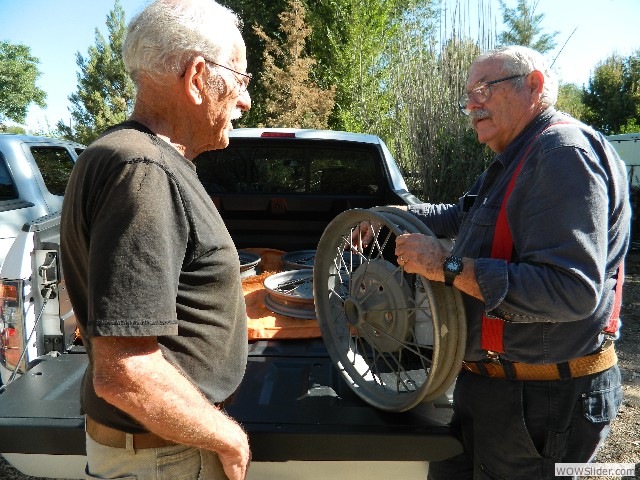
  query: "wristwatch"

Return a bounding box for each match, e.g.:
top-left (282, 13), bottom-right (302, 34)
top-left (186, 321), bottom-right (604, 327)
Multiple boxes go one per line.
top-left (443, 255), bottom-right (464, 286)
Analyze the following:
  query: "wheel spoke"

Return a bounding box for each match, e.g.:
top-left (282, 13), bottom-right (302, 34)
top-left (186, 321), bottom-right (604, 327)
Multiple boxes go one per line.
top-left (357, 326), bottom-right (417, 392)
top-left (359, 315), bottom-right (432, 363)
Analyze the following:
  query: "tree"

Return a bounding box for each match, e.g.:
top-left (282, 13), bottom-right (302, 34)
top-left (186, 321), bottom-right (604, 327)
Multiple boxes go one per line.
top-left (556, 82), bottom-right (585, 120)
top-left (221, 0), bottom-right (432, 132)
top-left (582, 51), bottom-right (640, 135)
top-left (305, 0), bottom-right (434, 134)
top-left (391, 30), bottom-right (492, 203)
top-left (253, 0), bottom-right (335, 128)
top-left (497, 0), bottom-right (557, 53)
top-left (0, 41), bottom-right (47, 124)
top-left (57, 0), bottom-right (134, 144)
top-left (220, 0), bottom-right (299, 127)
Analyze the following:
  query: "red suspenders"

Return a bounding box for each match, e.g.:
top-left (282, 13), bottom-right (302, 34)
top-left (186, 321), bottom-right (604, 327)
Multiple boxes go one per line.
top-left (480, 122), bottom-right (623, 354)
top-left (605, 263), bottom-right (624, 335)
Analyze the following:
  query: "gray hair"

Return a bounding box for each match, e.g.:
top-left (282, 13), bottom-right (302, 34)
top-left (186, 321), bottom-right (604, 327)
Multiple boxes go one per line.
top-left (123, 0), bottom-right (242, 84)
top-left (473, 46), bottom-right (558, 109)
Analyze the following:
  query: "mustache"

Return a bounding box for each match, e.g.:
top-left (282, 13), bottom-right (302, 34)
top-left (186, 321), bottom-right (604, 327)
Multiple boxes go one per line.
top-left (469, 109), bottom-right (491, 120)
top-left (467, 109), bottom-right (490, 127)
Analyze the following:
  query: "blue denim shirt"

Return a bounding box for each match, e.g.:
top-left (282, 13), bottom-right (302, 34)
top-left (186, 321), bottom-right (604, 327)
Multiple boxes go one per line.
top-left (409, 109), bottom-right (631, 363)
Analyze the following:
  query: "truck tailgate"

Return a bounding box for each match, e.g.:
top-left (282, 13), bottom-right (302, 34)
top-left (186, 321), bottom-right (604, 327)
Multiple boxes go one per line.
top-left (0, 341), bottom-right (461, 461)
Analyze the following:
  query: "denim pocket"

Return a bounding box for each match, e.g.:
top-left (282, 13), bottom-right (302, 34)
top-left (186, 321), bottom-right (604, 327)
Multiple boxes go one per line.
top-left (157, 445), bottom-right (201, 480)
top-left (478, 463), bottom-right (507, 480)
top-left (85, 467), bottom-right (136, 480)
top-left (582, 384), bottom-right (623, 423)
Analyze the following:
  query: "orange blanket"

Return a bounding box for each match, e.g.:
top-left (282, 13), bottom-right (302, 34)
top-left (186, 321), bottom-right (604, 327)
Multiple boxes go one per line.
top-left (241, 248), bottom-right (322, 340)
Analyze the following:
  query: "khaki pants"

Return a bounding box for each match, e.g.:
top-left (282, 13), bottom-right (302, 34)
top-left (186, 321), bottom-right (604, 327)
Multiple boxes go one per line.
top-left (85, 433), bottom-right (228, 480)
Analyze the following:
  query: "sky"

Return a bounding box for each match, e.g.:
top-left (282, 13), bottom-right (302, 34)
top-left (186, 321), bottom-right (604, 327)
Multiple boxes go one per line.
top-left (1, 0), bottom-right (639, 132)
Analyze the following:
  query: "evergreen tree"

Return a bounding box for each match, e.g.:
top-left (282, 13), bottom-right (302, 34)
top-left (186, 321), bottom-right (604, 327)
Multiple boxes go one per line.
top-left (253, 0), bottom-right (335, 128)
top-left (497, 0), bottom-right (557, 53)
top-left (221, 0), bottom-right (431, 132)
top-left (0, 41), bottom-right (47, 125)
top-left (217, 0), bottom-right (289, 128)
top-left (57, 0), bottom-right (134, 144)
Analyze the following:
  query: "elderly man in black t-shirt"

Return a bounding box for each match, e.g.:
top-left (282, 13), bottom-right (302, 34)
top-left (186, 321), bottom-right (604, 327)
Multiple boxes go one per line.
top-left (60, 1), bottom-right (252, 479)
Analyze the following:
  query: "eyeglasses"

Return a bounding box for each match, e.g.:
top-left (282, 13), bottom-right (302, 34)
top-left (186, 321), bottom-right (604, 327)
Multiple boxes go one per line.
top-left (203, 57), bottom-right (252, 93)
top-left (458, 74), bottom-right (526, 115)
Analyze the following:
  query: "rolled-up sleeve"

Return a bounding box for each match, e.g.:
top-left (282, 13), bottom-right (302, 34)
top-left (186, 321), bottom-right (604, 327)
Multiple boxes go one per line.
top-left (408, 202), bottom-right (463, 238)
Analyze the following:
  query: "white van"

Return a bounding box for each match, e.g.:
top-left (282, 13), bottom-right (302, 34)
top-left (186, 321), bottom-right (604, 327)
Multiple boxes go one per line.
top-left (607, 133), bottom-right (640, 187)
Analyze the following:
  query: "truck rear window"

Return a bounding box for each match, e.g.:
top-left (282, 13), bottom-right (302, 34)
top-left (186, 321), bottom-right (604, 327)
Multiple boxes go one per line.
top-left (30, 147), bottom-right (75, 196)
top-left (195, 145), bottom-right (382, 196)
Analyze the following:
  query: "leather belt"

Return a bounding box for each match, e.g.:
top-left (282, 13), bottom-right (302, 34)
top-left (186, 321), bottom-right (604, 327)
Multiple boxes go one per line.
top-left (462, 344), bottom-right (617, 381)
top-left (86, 416), bottom-right (176, 449)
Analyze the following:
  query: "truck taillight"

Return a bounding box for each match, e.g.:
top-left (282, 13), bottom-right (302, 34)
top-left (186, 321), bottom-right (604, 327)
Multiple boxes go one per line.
top-left (0, 284), bottom-right (18, 302)
top-left (0, 279), bottom-right (26, 375)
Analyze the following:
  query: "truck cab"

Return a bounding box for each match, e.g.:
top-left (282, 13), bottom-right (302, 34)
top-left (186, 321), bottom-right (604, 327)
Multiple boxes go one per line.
top-left (0, 134), bottom-right (84, 268)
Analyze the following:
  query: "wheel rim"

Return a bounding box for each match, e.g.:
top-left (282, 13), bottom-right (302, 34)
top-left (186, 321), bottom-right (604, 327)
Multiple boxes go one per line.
top-left (263, 270), bottom-right (316, 319)
top-left (238, 250), bottom-right (261, 278)
top-left (313, 207), bottom-right (466, 411)
top-left (282, 250), bottom-right (316, 270)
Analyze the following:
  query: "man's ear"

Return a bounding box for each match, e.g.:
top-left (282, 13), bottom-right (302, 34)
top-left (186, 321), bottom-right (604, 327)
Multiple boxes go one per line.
top-left (183, 57), bottom-right (208, 106)
top-left (528, 70), bottom-right (545, 99)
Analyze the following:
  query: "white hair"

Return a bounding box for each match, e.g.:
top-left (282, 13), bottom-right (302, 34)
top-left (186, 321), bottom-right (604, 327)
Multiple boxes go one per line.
top-left (123, 0), bottom-right (242, 84)
top-left (473, 46), bottom-right (558, 109)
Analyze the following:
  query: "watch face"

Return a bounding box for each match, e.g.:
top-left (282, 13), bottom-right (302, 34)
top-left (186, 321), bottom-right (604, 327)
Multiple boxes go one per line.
top-left (445, 257), bottom-right (463, 272)
top-left (443, 255), bottom-right (463, 286)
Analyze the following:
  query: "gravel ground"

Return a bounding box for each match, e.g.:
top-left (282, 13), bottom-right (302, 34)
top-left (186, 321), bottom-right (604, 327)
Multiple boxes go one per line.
top-left (2, 262), bottom-right (640, 480)
top-left (592, 254), bottom-right (640, 479)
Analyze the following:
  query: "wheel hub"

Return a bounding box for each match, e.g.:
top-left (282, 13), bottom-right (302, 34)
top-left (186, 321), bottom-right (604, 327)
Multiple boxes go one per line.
top-left (349, 259), bottom-right (414, 352)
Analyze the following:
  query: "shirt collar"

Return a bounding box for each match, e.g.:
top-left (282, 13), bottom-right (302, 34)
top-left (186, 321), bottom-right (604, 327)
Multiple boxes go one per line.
top-left (495, 107), bottom-right (556, 166)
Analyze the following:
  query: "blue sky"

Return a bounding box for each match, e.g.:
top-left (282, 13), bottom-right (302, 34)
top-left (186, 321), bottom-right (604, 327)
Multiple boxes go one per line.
top-left (1, 0), bottom-right (639, 131)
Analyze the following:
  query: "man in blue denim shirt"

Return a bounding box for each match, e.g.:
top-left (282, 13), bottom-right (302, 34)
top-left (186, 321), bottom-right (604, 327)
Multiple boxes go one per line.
top-left (391, 46), bottom-right (631, 479)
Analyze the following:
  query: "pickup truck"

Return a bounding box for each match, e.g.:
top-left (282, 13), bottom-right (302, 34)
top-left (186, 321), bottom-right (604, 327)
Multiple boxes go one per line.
top-left (0, 128), bottom-right (463, 479)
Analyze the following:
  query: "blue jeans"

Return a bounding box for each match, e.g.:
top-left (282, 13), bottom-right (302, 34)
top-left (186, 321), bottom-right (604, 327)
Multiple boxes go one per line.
top-left (85, 433), bottom-right (228, 480)
top-left (428, 366), bottom-right (622, 480)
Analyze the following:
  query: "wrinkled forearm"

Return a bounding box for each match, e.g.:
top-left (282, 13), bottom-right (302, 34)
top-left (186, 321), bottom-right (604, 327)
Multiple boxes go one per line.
top-left (92, 337), bottom-right (249, 468)
top-left (452, 257), bottom-right (483, 301)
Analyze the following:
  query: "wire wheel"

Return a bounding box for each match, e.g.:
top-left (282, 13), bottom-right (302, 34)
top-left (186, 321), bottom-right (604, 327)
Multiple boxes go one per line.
top-left (313, 207), bottom-right (466, 411)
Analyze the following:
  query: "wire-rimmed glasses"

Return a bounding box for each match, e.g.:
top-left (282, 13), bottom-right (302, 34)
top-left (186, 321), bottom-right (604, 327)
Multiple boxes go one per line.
top-left (203, 57), bottom-right (252, 93)
top-left (458, 74), bottom-right (526, 115)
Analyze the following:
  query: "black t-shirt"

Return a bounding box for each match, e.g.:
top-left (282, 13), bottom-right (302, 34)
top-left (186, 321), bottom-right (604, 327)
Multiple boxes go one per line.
top-left (61, 121), bottom-right (248, 433)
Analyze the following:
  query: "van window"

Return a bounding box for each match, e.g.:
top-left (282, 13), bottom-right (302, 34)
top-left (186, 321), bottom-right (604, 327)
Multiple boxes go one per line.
top-left (0, 157), bottom-right (18, 200)
top-left (30, 147), bottom-right (75, 196)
